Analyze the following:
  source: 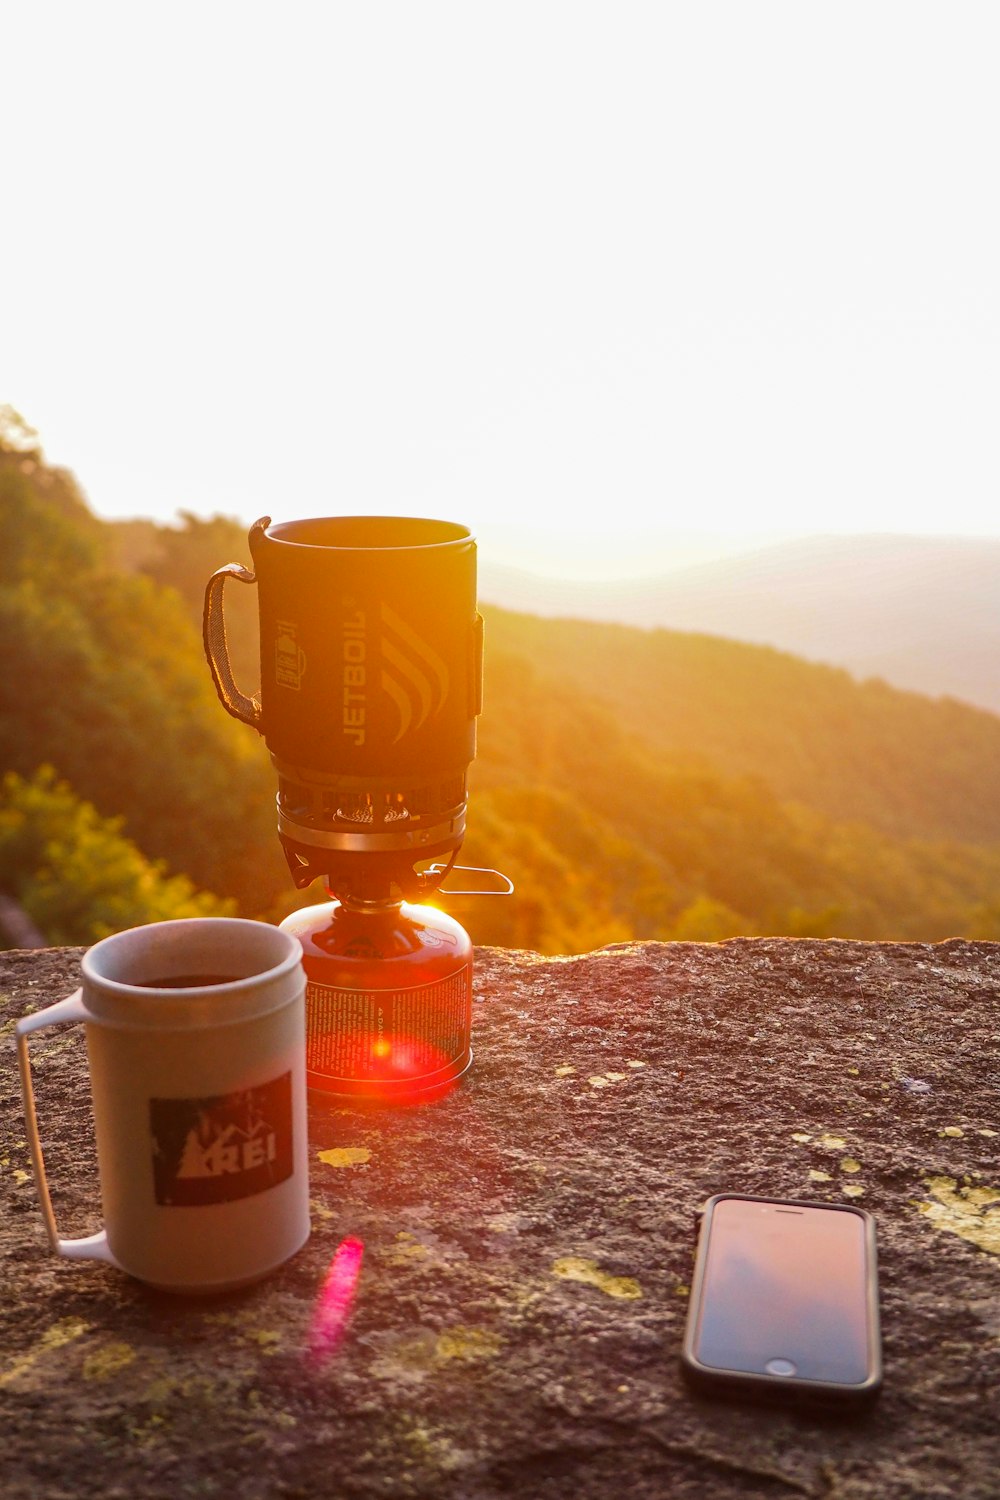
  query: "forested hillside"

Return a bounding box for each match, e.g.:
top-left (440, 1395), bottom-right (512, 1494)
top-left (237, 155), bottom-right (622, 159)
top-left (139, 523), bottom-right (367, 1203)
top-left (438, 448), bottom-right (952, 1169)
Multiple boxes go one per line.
top-left (3, 409), bottom-right (999, 952)
top-left (485, 608), bottom-right (1000, 847)
top-left (0, 412), bottom-right (282, 925)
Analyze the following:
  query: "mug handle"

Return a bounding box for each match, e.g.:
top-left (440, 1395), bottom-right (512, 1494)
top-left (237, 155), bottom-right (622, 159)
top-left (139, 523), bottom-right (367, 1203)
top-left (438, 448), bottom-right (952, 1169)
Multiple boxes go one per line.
top-left (16, 991), bottom-right (117, 1264)
top-left (202, 516), bottom-right (270, 731)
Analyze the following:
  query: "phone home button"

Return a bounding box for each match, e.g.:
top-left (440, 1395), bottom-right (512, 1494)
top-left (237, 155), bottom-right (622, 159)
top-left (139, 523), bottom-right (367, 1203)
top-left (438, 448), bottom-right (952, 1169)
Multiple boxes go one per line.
top-left (765, 1358), bottom-right (797, 1377)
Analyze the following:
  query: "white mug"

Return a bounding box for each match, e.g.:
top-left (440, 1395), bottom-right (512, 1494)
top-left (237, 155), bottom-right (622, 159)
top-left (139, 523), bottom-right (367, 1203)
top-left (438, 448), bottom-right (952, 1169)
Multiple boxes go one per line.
top-left (16, 918), bottom-right (310, 1293)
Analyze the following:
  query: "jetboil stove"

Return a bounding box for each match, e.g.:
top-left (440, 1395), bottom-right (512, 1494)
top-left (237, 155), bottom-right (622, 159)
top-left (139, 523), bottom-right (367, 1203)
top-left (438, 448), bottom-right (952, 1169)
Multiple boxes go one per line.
top-left (204, 514), bottom-right (506, 1102)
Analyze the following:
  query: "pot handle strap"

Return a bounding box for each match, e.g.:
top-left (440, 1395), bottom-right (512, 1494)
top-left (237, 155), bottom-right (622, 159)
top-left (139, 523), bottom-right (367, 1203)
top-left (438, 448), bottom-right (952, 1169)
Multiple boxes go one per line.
top-left (202, 515), bottom-right (270, 730)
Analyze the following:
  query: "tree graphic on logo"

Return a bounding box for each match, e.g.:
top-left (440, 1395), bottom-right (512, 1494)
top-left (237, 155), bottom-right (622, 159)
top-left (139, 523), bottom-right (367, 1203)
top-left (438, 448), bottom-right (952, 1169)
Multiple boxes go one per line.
top-left (150, 1075), bottom-right (293, 1206)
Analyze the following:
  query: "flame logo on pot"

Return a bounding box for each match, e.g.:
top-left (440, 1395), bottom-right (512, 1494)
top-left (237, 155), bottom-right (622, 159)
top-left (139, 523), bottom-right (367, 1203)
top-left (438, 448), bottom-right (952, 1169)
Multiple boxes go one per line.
top-left (380, 603), bottom-right (450, 743)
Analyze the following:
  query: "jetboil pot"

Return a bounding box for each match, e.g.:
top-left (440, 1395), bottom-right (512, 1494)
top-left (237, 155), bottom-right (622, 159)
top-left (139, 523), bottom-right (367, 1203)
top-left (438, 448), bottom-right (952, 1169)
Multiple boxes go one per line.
top-left (203, 514), bottom-right (502, 1102)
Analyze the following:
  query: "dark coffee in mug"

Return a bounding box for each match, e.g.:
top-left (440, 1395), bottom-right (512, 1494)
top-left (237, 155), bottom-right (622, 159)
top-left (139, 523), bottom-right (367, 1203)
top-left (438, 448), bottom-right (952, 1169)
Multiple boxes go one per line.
top-left (138, 974), bottom-right (242, 988)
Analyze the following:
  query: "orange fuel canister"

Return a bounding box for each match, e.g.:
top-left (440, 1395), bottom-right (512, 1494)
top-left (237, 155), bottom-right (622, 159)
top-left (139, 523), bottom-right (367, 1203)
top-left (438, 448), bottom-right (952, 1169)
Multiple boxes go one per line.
top-left (280, 892), bottom-right (473, 1103)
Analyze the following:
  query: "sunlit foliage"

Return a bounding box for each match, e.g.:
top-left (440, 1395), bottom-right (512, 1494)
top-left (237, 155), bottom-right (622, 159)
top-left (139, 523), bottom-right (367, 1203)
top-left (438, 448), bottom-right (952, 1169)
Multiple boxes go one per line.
top-left (0, 767), bottom-right (232, 945)
top-left (0, 435), bottom-right (284, 916)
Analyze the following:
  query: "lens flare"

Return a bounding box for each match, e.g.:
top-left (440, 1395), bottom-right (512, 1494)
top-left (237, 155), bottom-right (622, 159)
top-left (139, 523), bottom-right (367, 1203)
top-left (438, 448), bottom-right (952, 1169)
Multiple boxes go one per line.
top-left (350, 1030), bottom-right (459, 1103)
top-left (308, 1236), bottom-right (364, 1367)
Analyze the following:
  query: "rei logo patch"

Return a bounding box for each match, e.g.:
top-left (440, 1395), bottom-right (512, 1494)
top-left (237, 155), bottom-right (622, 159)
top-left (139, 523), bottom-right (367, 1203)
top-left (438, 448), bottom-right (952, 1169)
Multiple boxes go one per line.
top-left (150, 1072), bottom-right (294, 1207)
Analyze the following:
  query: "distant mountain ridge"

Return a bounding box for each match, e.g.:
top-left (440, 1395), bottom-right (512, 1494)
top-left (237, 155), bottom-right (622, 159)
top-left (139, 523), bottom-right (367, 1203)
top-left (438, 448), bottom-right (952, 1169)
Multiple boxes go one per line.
top-left (479, 533), bottom-right (1000, 715)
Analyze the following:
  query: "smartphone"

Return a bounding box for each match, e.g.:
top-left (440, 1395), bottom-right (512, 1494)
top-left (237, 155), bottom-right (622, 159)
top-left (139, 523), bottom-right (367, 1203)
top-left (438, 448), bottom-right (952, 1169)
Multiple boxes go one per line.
top-left (681, 1195), bottom-right (882, 1408)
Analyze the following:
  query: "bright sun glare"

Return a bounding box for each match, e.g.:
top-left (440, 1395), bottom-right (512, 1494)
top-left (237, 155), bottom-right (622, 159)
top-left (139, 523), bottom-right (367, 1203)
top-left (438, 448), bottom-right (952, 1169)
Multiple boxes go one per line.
top-left (1, 4), bottom-right (998, 573)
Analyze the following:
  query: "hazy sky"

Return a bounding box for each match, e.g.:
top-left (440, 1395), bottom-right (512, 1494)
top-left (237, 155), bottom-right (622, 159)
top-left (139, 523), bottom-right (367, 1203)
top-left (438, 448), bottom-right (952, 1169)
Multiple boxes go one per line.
top-left (3, 3), bottom-right (998, 579)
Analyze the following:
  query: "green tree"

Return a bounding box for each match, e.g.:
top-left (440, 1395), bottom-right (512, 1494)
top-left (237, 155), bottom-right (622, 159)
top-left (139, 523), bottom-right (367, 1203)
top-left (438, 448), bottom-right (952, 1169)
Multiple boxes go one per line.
top-left (0, 767), bottom-right (233, 947)
top-left (0, 438), bottom-right (283, 912)
top-left (136, 510), bottom-right (260, 688)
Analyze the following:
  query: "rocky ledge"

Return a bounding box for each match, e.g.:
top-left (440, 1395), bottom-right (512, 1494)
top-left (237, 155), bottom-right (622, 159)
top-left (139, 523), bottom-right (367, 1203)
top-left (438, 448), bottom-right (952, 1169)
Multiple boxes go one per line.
top-left (1, 938), bottom-right (998, 1500)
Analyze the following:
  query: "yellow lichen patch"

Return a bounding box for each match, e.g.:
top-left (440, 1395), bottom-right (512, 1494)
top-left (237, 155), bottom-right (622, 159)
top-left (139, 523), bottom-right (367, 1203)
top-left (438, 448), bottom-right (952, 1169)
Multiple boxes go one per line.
top-left (979, 1129), bottom-right (998, 1138)
top-left (317, 1147), bottom-right (371, 1168)
top-left (554, 1065), bottom-right (575, 1077)
top-left (435, 1327), bottom-right (503, 1362)
top-left (384, 1232), bottom-right (430, 1266)
top-left (939, 1126), bottom-right (964, 1139)
top-left (847, 1067), bottom-right (859, 1076)
top-left (403, 1423), bottom-right (465, 1472)
top-left (917, 1176), bottom-right (1000, 1255)
top-left (200, 1310), bottom-right (282, 1353)
top-left (242, 1390), bottom-right (297, 1429)
top-left (808, 1170), bottom-right (832, 1183)
top-left (83, 1342), bottom-right (136, 1381)
top-left (674, 1283), bottom-right (690, 1297)
top-left (128, 1413), bottom-right (169, 1447)
top-left (143, 1371), bottom-right (218, 1407)
top-left (818, 1134), bottom-right (847, 1150)
top-left (626, 1060), bottom-right (647, 1069)
top-left (552, 1256), bottom-right (642, 1300)
top-left (842, 1184), bottom-right (865, 1199)
top-left (0, 1318), bottom-right (90, 1389)
top-left (588, 1076), bottom-right (612, 1088)
top-left (13, 1169), bottom-right (29, 1186)
top-left (309, 1198), bottom-right (335, 1221)
top-left (603, 1072), bottom-right (629, 1082)
top-left (249, 1331), bottom-right (282, 1354)
top-left (840, 1158), bottom-right (862, 1175)
top-left (791, 1133), bottom-right (812, 1144)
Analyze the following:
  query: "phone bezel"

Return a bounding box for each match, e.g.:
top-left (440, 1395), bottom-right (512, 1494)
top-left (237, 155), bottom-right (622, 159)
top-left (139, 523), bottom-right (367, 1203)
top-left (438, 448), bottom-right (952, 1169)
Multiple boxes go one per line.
top-left (680, 1193), bottom-right (882, 1408)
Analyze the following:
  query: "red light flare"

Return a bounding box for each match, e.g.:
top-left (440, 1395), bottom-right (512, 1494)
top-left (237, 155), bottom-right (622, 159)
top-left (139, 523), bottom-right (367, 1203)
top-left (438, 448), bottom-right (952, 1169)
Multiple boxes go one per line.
top-left (332, 1030), bottom-right (461, 1105)
top-left (308, 1236), bottom-right (364, 1368)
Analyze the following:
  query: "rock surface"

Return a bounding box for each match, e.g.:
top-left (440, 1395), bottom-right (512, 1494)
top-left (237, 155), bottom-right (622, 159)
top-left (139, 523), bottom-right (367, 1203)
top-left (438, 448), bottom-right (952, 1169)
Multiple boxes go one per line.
top-left (1, 938), bottom-right (998, 1499)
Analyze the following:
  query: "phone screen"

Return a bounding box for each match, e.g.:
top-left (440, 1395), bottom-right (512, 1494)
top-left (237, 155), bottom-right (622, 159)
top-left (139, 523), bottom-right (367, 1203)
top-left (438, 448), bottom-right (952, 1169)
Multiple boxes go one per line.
top-left (693, 1198), bottom-right (871, 1385)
